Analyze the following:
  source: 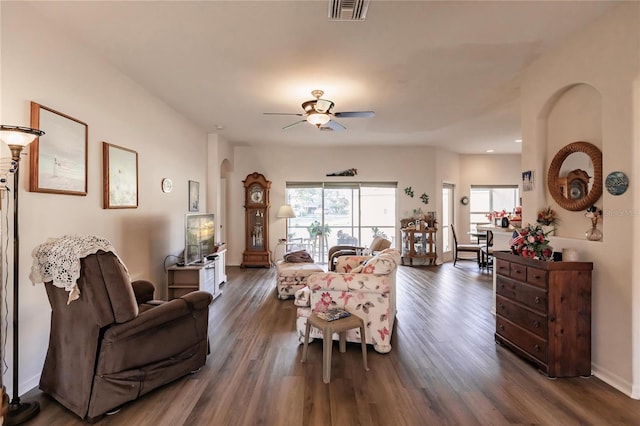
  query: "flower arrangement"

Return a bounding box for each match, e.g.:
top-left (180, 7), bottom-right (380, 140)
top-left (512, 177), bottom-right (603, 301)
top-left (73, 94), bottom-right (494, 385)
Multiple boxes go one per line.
top-left (510, 224), bottom-right (554, 260)
top-left (585, 205), bottom-right (603, 241)
top-left (585, 205), bottom-right (602, 227)
top-left (536, 206), bottom-right (558, 226)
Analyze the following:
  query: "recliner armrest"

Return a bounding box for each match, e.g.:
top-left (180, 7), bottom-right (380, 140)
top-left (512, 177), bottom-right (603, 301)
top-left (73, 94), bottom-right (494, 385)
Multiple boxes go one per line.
top-left (104, 291), bottom-right (212, 342)
top-left (182, 290), bottom-right (214, 311)
top-left (131, 280), bottom-right (155, 304)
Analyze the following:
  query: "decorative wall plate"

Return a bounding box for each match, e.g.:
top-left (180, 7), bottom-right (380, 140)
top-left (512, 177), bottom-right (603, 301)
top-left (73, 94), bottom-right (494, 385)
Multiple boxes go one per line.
top-left (161, 178), bottom-right (173, 193)
top-left (605, 171), bottom-right (628, 196)
top-left (460, 196), bottom-right (469, 205)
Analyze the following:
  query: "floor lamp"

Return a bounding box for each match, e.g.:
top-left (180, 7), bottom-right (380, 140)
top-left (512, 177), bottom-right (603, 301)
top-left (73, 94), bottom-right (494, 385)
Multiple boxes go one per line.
top-left (0, 125), bottom-right (45, 426)
top-left (276, 204), bottom-right (296, 240)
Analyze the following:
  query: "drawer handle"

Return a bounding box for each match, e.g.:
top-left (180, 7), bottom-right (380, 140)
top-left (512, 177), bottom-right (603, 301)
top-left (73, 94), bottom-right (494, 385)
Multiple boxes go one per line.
top-left (534, 297), bottom-right (541, 304)
top-left (499, 324), bottom-right (505, 331)
top-left (532, 320), bottom-right (540, 328)
top-left (499, 303), bottom-right (505, 310)
top-left (534, 344), bottom-right (541, 352)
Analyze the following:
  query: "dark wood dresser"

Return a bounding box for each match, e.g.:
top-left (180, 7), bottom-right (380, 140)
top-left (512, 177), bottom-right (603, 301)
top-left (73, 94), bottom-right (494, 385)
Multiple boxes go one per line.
top-left (494, 252), bottom-right (593, 377)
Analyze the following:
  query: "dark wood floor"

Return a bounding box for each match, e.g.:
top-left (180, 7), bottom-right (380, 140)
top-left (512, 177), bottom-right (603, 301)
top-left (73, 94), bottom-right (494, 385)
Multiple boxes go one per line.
top-left (25, 261), bottom-right (640, 425)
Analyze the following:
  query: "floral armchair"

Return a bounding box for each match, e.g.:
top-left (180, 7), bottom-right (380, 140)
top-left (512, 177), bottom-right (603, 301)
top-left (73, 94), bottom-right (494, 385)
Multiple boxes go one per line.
top-left (295, 248), bottom-right (401, 353)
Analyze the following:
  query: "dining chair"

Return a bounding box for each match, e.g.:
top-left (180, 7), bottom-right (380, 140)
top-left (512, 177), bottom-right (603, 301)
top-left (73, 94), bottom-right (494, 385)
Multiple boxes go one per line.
top-left (480, 229), bottom-right (494, 270)
top-left (451, 224), bottom-right (483, 267)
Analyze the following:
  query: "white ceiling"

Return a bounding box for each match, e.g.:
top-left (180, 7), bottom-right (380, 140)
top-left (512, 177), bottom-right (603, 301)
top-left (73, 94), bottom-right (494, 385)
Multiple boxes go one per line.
top-left (24, 1), bottom-right (617, 154)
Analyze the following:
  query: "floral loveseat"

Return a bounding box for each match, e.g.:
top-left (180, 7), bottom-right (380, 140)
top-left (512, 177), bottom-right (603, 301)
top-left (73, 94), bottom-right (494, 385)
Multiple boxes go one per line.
top-left (295, 248), bottom-right (401, 353)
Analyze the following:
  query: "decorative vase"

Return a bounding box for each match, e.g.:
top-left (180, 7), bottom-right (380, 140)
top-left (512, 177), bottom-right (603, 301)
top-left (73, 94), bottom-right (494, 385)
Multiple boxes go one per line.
top-left (541, 225), bottom-right (555, 236)
top-left (585, 217), bottom-right (602, 241)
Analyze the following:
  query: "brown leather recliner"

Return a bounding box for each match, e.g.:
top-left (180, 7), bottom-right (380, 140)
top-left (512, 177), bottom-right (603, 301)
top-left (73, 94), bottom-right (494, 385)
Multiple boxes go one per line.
top-left (39, 251), bottom-right (212, 421)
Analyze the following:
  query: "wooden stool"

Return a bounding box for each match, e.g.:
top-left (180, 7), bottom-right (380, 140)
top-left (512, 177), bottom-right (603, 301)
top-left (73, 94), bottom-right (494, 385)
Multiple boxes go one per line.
top-left (301, 312), bottom-right (369, 384)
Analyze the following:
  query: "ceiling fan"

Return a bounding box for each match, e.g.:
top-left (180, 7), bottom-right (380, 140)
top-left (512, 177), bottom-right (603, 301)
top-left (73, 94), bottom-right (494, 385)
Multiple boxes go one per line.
top-left (264, 90), bottom-right (374, 131)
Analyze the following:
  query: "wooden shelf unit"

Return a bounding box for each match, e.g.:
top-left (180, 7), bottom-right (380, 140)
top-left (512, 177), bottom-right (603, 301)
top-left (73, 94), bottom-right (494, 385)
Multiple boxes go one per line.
top-left (400, 227), bottom-right (437, 266)
top-left (167, 249), bottom-right (226, 301)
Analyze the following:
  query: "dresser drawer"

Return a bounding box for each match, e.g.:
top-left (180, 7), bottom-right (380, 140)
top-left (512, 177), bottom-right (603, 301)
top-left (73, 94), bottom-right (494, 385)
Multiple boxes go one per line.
top-left (495, 259), bottom-right (510, 277)
top-left (496, 295), bottom-right (547, 339)
top-left (496, 276), bottom-right (548, 314)
top-left (509, 262), bottom-right (526, 280)
top-left (526, 266), bottom-right (548, 288)
top-left (496, 316), bottom-right (548, 364)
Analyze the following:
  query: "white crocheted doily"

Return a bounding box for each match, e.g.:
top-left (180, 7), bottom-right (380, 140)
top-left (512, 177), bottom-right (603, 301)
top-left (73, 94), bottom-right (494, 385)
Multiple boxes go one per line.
top-left (30, 235), bottom-right (128, 304)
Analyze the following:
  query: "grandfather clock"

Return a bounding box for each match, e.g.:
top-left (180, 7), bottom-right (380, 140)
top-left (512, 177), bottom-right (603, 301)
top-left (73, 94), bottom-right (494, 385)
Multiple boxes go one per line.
top-left (241, 172), bottom-right (271, 267)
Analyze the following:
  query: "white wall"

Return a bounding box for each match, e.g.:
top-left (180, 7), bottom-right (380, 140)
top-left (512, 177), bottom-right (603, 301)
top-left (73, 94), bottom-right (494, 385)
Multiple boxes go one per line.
top-left (456, 154), bottom-right (522, 244)
top-left (1, 3), bottom-right (208, 395)
top-left (226, 145), bottom-right (442, 266)
top-left (521, 2), bottom-right (640, 397)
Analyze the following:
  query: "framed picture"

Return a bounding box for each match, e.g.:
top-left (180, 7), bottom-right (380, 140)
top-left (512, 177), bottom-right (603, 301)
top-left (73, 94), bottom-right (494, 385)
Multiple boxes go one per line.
top-left (522, 170), bottom-right (534, 192)
top-left (102, 142), bottom-right (138, 209)
top-left (189, 180), bottom-right (200, 212)
top-left (29, 102), bottom-right (88, 195)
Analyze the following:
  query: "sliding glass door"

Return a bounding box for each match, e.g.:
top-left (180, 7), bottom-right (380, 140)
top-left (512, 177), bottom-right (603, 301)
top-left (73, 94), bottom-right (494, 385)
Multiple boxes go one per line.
top-left (285, 183), bottom-right (396, 264)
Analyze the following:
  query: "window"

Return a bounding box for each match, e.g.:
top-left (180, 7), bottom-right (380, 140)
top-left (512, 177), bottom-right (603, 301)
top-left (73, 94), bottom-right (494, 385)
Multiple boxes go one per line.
top-left (285, 183), bottom-right (396, 263)
top-left (469, 186), bottom-right (519, 241)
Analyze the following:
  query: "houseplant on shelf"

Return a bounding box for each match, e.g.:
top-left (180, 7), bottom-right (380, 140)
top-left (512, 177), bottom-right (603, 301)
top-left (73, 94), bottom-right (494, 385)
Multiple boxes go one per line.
top-left (510, 224), bottom-right (554, 260)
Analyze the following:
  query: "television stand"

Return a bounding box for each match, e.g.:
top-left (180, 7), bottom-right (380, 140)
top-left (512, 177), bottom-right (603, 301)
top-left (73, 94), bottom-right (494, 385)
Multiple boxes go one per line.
top-left (167, 249), bottom-right (226, 300)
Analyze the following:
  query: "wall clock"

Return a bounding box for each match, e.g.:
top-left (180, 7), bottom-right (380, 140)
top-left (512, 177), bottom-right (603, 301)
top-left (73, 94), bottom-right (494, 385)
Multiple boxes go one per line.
top-left (161, 178), bottom-right (173, 193)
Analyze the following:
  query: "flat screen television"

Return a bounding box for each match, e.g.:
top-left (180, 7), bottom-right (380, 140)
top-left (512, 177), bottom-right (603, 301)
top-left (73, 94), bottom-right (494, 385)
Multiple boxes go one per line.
top-left (184, 213), bottom-right (216, 265)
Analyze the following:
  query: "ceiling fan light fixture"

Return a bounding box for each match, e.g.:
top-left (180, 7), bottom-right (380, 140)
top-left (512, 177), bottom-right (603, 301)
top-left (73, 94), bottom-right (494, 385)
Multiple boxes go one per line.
top-left (307, 112), bottom-right (331, 127)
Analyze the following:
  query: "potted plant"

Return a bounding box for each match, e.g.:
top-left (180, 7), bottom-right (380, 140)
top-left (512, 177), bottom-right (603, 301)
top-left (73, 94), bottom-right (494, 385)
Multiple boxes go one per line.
top-left (308, 220), bottom-right (331, 238)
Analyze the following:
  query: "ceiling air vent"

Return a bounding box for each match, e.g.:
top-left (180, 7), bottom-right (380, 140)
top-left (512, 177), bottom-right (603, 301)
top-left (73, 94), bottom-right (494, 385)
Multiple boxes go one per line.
top-left (329, 0), bottom-right (370, 21)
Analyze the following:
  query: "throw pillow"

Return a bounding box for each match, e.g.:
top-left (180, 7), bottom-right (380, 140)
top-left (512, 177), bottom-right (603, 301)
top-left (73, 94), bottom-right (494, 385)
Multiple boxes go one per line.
top-left (284, 250), bottom-right (314, 263)
top-left (359, 249), bottom-right (400, 274)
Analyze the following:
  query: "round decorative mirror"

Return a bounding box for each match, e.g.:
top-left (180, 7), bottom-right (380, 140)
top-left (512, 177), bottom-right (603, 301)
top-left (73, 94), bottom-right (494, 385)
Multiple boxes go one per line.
top-left (547, 141), bottom-right (602, 211)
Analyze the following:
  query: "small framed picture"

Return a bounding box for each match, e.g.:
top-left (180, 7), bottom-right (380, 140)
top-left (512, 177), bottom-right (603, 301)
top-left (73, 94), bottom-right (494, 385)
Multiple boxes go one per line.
top-left (189, 180), bottom-right (200, 212)
top-left (522, 170), bottom-right (534, 192)
top-left (102, 142), bottom-right (138, 209)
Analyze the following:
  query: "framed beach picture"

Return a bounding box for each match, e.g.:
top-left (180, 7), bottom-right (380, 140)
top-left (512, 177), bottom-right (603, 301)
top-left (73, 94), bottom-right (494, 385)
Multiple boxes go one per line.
top-left (102, 142), bottom-right (138, 209)
top-left (29, 102), bottom-right (88, 195)
top-left (189, 180), bottom-right (200, 212)
top-left (522, 170), bottom-right (534, 192)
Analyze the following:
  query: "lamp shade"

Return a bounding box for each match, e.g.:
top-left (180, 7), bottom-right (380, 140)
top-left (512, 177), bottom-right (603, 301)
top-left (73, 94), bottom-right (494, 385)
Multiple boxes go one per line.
top-left (0, 125), bottom-right (44, 147)
top-left (306, 112), bottom-right (330, 126)
top-left (276, 204), bottom-right (296, 219)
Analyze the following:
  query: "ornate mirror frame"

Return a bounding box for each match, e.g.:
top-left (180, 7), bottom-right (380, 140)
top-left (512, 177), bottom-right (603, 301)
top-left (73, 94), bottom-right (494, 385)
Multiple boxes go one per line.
top-left (547, 141), bottom-right (603, 211)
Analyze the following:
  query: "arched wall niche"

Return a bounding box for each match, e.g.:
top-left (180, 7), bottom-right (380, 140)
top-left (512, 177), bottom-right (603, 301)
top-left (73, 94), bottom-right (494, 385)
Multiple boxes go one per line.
top-left (542, 82), bottom-right (603, 239)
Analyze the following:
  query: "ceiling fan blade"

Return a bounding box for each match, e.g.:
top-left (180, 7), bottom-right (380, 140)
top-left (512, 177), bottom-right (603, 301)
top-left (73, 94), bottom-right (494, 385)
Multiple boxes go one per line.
top-left (333, 111), bottom-right (375, 118)
top-left (264, 112), bottom-right (303, 116)
top-left (320, 120), bottom-right (346, 132)
top-left (283, 120), bottom-right (307, 130)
